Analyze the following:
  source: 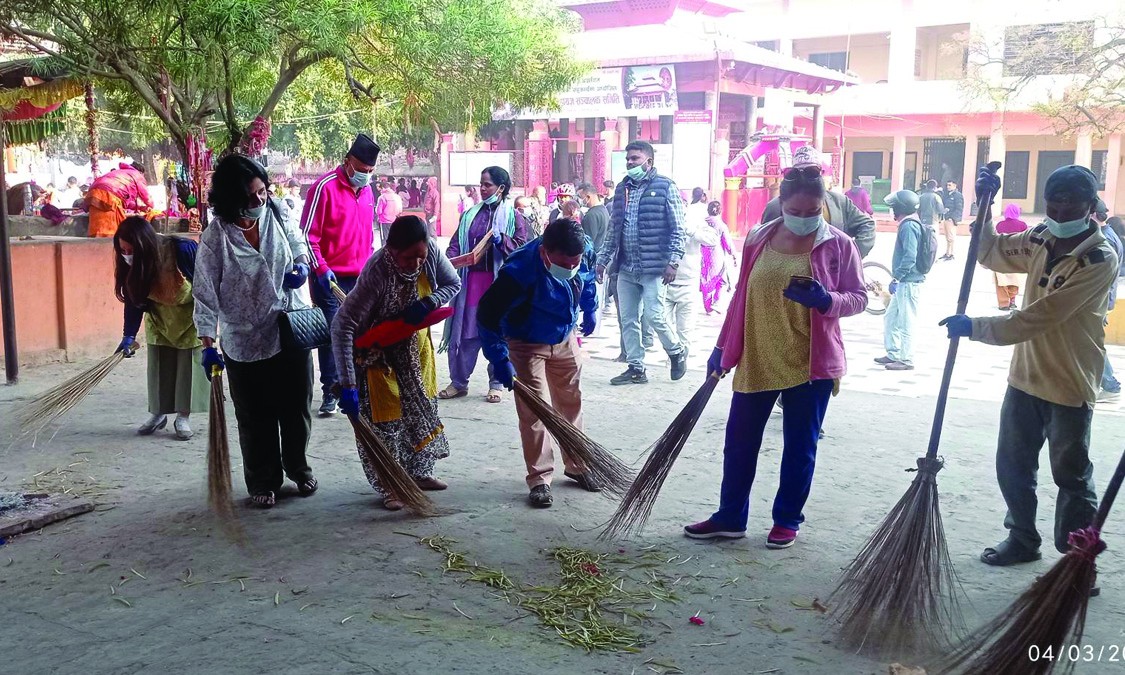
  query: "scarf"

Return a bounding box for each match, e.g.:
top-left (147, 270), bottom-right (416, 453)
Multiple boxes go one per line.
top-left (457, 198), bottom-right (516, 255)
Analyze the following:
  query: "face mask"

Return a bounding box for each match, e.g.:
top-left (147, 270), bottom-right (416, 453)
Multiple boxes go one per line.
top-left (242, 204), bottom-right (266, 221)
top-left (483, 192), bottom-right (500, 205)
top-left (348, 167), bottom-right (372, 189)
top-left (548, 262), bottom-right (579, 281)
top-left (121, 254), bottom-right (134, 266)
top-left (626, 164), bottom-right (647, 181)
top-left (1045, 215), bottom-right (1090, 239)
top-left (518, 207), bottom-right (534, 218)
top-left (782, 213), bottom-right (822, 236)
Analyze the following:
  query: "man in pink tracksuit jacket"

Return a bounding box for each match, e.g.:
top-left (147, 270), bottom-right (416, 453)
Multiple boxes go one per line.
top-left (300, 133), bottom-right (380, 415)
top-left (375, 180), bottom-right (403, 247)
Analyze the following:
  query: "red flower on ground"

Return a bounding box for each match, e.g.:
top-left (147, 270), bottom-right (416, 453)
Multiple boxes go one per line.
top-left (689, 615), bottom-right (705, 626)
top-left (581, 562), bottom-right (601, 576)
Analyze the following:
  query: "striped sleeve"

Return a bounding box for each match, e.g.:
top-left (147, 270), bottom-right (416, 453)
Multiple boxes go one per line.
top-left (300, 172), bottom-right (336, 275)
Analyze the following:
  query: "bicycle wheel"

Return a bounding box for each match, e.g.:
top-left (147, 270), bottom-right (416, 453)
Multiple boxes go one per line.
top-left (862, 261), bottom-right (893, 316)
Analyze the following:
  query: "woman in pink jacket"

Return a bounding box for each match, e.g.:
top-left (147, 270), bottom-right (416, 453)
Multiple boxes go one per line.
top-left (684, 165), bottom-right (867, 549)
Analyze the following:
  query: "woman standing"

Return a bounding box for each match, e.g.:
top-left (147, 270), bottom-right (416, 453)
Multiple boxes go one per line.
top-left (422, 176), bottom-right (440, 234)
top-left (408, 179), bottom-right (422, 209)
top-left (333, 215), bottom-right (462, 509)
top-left (193, 155), bottom-right (318, 509)
top-left (440, 167), bottom-right (529, 403)
top-left (114, 216), bottom-right (208, 439)
top-left (993, 203), bottom-right (1028, 310)
top-left (700, 200), bottom-right (736, 314)
top-left (458, 186), bottom-right (479, 215)
top-left (684, 166), bottom-right (867, 548)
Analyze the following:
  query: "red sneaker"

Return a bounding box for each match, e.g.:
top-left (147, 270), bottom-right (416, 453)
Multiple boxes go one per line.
top-left (766, 526), bottom-right (798, 549)
top-left (683, 519), bottom-right (746, 540)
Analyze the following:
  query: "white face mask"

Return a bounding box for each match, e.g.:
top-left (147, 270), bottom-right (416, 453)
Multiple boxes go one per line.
top-left (121, 254), bottom-right (134, 266)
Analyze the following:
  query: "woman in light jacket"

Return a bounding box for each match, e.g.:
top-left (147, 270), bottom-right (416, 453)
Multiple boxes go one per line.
top-left (684, 165), bottom-right (867, 549)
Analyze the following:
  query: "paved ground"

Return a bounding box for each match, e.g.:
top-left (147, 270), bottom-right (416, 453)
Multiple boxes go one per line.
top-left (1, 232), bottom-right (1123, 675)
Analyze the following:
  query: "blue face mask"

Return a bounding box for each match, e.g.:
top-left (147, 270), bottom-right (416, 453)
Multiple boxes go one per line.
top-left (548, 262), bottom-right (579, 281)
top-left (241, 204), bottom-right (266, 221)
top-left (483, 192), bottom-right (501, 205)
top-left (1045, 215), bottom-right (1090, 239)
top-left (782, 213), bottom-right (822, 236)
top-left (348, 168), bottom-right (372, 189)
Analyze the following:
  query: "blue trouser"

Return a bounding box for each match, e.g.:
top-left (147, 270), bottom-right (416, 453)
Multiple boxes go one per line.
top-left (884, 280), bottom-right (921, 365)
top-left (1103, 355), bottom-right (1120, 392)
top-left (310, 274), bottom-right (358, 397)
top-left (617, 270), bottom-right (683, 370)
top-left (711, 380), bottom-right (833, 531)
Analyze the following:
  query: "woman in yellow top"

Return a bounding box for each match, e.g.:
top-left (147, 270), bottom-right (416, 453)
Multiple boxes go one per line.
top-left (114, 216), bottom-right (208, 439)
top-left (684, 166), bottom-right (868, 549)
top-left (331, 216), bottom-right (462, 510)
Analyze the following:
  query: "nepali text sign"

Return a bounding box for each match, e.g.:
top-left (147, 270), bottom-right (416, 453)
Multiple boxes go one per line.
top-left (495, 64), bottom-right (678, 120)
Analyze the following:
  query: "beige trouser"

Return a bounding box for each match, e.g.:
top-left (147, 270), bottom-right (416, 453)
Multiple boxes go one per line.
top-left (508, 334), bottom-right (587, 488)
top-left (942, 219), bottom-right (958, 252)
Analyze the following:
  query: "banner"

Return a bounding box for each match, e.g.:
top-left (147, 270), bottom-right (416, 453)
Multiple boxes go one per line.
top-left (494, 64), bottom-right (678, 120)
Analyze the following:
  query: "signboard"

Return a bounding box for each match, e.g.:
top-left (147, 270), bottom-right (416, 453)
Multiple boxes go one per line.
top-left (495, 64), bottom-right (678, 120)
top-left (671, 110), bottom-right (713, 190)
top-left (448, 151), bottom-right (512, 187)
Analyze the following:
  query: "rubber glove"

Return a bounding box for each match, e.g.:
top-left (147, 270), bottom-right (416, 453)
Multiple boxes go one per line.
top-left (976, 166), bottom-right (1001, 200)
top-left (494, 359), bottom-right (516, 391)
top-left (402, 299), bottom-right (433, 325)
top-left (939, 314), bottom-right (973, 339)
top-left (581, 312), bottom-right (596, 337)
top-left (492, 231), bottom-right (503, 244)
top-left (888, 280), bottom-right (899, 295)
top-left (707, 347), bottom-right (724, 378)
top-left (318, 269), bottom-right (337, 295)
top-left (117, 335), bottom-right (136, 357)
top-left (202, 347), bottom-right (225, 380)
top-left (339, 387), bottom-right (360, 418)
top-left (783, 279), bottom-right (832, 313)
top-left (284, 262), bottom-right (309, 289)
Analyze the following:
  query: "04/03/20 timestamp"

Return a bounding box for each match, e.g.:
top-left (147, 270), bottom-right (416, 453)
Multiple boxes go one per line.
top-left (1029, 644), bottom-right (1125, 663)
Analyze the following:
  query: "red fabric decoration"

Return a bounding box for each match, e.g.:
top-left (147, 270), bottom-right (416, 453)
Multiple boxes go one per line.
top-left (355, 306), bottom-right (453, 349)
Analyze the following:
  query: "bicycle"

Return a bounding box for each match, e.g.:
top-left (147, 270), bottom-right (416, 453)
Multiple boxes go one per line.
top-left (862, 261), bottom-right (893, 316)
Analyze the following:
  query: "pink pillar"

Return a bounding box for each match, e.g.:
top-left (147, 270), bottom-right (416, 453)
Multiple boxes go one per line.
top-left (526, 120), bottom-right (553, 192)
top-left (596, 118), bottom-right (619, 189)
top-left (438, 133), bottom-right (457, 237)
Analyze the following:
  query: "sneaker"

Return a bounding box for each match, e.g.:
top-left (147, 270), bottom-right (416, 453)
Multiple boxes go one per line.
top-left (319, 394), bottom-right (339, 416)
top-left (669, 347), bottom-right (689, 381)
top-left (885, 361), bottom-right (915, 371)
top-left (766, 525), bottom-right (798, 549)
top-left (138, 414), bottom-right (168, 436)
top-left (683, 519), bottom-right (746, 540)
top-left (873, 355), bottom-right (895, 365)
top-left (610, 367), bottom-right (648, 386)
top-left (173, 415), bottom-right (193, 440)
top-left (1098, 387), bottom-right (1121, 403)
top-left (529, 484), bottom-right (553, 508)
top-left (564, 471), bottom-right (602, 493)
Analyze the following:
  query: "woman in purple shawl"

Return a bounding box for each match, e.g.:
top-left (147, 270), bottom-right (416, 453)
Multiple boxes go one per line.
top-left (439, 166), bottom-right (529, 403)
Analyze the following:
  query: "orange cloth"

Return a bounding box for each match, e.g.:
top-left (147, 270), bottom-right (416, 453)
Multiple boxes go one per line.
top-left (89, 165), bottom-right (152, 211)
top-left (86, 187), bottom-right (126, 238)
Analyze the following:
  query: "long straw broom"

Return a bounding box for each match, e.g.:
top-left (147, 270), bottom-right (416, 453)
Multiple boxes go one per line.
top-left (15, 344), bottom-right (137, 441)
top-left (934, 446), bottom-right (1125, 675)
top-left (600, 372), bottom-right (722, 539)
top-left (512, 378), bottom-right (635, 497)
top-left (828, 162), bottom-right (1003, 657)
top-left (206, 366), bottom-right (241, 537)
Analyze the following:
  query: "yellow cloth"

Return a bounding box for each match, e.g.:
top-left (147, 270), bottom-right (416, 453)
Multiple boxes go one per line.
top-left (367, 274), bottom-right (438, 423)
top-left (87, 187), bottom-right (125, 238)
top-left (733, 243), bottom-right (812, 394)
top-left (145, 237), bottom-right (200, 350)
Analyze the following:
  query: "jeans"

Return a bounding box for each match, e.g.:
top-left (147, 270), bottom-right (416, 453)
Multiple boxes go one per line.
top-left (1103, 355), bottom-right (1120, 392)
top-left (884, 280), bottom-right (921, 365)
top-left (310, 274), bottom-right (358, 397)
top-left (711, 380), bottom-right (833, 531)
top-left (996, 386), bottom-right (1097, 553)
top-left (617, 270), bottom-right (684, 370)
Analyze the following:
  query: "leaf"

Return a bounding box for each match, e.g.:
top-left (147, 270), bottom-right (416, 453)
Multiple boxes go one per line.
top-left (87, 562), bottom-right (111, 573)
top-left (113, 597), bottom-right (132, 607)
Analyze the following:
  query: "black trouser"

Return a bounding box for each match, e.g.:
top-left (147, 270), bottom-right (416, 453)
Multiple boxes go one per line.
top-left (310, 275), bottom-right (358, 397)
top-left (225, 349), bottom-right (314, 495)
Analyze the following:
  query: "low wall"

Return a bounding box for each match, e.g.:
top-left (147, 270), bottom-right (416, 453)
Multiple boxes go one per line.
top-left (8, 214), bottom-right (193, 239)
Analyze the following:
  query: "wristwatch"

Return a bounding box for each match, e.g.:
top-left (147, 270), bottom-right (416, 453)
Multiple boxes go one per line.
top-left (669, 262), bottom-right (680, 269)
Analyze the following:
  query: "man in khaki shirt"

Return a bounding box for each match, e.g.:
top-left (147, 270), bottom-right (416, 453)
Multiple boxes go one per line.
top-left (941, 165), bottom-right (1119, 567)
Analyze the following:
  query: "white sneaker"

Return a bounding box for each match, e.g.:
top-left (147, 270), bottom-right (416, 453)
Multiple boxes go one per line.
top-left (173, 415), bottom-right (193, 440)
top-left (138, 414), bottom-right (167, 435)
top-left (1098, 388), bottom-right (1121, 403)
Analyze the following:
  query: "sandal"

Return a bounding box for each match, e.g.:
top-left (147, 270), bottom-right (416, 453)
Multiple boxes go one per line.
top-left (415, 476), bottom-right (448, 491)
top-left (249, 492), bottom-right (275, 509)
top-left (438, 384), bottom-right (468, 400)
top-left (297, 477), bottom-right (318, 497)
top-left (485, 388), bottom-right (503, 403)
top-left (980, 540), bottom-right (1042, 566)
top-left (383, 495), bottom-right (404, 511)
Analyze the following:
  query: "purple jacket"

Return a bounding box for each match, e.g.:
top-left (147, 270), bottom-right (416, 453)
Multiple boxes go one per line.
top-left (717, 219), bottom-right (867, 379)
top-left (845, 187), bottom-right (873, 216)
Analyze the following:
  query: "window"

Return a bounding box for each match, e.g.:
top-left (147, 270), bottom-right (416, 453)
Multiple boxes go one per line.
top-left (915, 49), bottom-right (922, 78)
top-left (1002, 151), bottom-right (1030, 199)
top-left (809, 51), bottom-right (848, 73)
top-left (1091, 150), bottom-right (1108, 190)
top-left (755, 41), bottom-right (779, 52)
top-left (1003, 22), bottom-right (1094, 76)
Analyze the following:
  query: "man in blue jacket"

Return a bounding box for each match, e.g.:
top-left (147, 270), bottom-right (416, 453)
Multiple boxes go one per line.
top-left (875, 189), bottom-right (926, 371)
top-left (479, 218), bottom-right (600, 508)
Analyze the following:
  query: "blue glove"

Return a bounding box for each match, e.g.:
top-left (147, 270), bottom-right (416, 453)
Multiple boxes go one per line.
top-left (284, 262), bottom-right (309, 289)
top-left (707, 347), bottom-right (724, 377)
top-left (581, 313), bottom-right (596, 337)
top-left (318, 269), bottom-right (337, 295)
top-left (339, 387), bottom-right (360, 418)
top-left (494, 359), bottom-right (516, 391)
top-left (976, 166), bottom-right (1001, 200)
top-left (939, 314), bottom-right (973, 339)
top-left (116, 335), bottom-right (136, 357)
top-left (202, 347), bottom-right (225, 380)
top-left (783, 279), bottom-right (832, 313)
top-left (888, 280), bottom-right (899, 295)
top-left (401, 299), bottom-right (433, 325)
top-left (492, 231), bottom-right (503, 244)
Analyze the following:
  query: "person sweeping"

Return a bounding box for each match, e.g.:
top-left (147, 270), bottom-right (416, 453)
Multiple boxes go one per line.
top-left (113, 216), bottom-right (208, 440)
top-left (478, 218), bottom-right (601, 509)
top-left (332, 215), bottom-right (462, 510)
top-left (940, 165), bottom-right (1119, 569)
top-left (682, 164), bottom-right (867, 547)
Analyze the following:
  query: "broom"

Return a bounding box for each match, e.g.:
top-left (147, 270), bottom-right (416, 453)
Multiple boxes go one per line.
top-left (600, 372), bottom-right (722, 539)
top-left (935, 446), bottom-right (1125, 675)
top-left (828, 161), bottom-right (1003, 657)
top-left (512, 378), bottom-right (635, 497)
top-left (347, 412), bottom-right (436, 516)
top-left (206, 366), bottom-right (240, 535)
top-left (15, 344), bottom-right (137, 441)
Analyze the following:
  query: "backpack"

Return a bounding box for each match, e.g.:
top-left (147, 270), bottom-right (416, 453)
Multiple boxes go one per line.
top-left (907, 216), bottom-right (938, 275)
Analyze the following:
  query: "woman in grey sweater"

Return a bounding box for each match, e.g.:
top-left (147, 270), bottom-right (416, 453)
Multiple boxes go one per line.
top-left (332, 215), bottom-right (461, 510)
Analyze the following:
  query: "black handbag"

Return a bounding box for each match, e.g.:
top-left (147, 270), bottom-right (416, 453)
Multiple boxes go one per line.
top-left (279, 305), bottom-right (331, 352)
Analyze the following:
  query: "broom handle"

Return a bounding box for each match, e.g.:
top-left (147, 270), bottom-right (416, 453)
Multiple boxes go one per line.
top-left (925, 162), bottom-right (1001, 460)
top-left (1094, 447), bottom-right (1125, 530)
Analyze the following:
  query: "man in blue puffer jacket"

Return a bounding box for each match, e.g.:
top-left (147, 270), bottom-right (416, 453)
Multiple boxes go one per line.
top-left (479, 218), bottom-right (600, 508)
top-left (596, 141), bottom-right (689, 386)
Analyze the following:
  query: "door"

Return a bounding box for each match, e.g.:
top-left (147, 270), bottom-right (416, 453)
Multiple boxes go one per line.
top-left (922, 138), bottom-right (966, 187)
top-left (852, 151), bottom-right (883, 181)
top-left (1034, 151), bottom-right (1075, 213)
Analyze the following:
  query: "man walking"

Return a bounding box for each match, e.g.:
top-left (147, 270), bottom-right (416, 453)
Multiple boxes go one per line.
top-left (596, 141), bottom-right (690, 385)
top-left (844, 177), bottom-right (873, 216)
top-left (941, 165), bottom-right (1118, 567)
top-left (875, 189), bottom-right (926, 371)
top-left (478, 218), bottom-right (600, 508)
top-left (301, 133), bottom-right (380, 415)
top-left (576, 183), bottom-right (609, 253)
top-left (918, 180), bottom-right (945, 256)
top-left (664, 199), bottom-right (719, 347)
top-left (375, 180), bottom-right (403, 247)
top-left (940, 180), bottom-right (965, 261)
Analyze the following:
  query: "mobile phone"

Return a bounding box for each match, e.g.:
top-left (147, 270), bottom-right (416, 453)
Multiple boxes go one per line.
top-left (789, 275), bottom-right (817, 289)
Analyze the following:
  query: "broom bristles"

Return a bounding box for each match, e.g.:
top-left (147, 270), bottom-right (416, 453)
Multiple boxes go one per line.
top-left (331, 283), bottom-right (348, 304)
top-left (206, 371), bottom-right (243, 539)
top-left (512, 379), bottom-right (634, 497)
top-left (15, 351), bottom-right (127, 440)
top-left (348, 415), bottom-right (436, 516)
top-left (600, 374), bottom-right (720, 540)
top-left (828, 456), bottom-right (963, 657)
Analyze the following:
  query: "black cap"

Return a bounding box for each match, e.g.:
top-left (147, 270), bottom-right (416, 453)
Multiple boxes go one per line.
top-left (347, 133), bottom-right (380, 167)
top-left (1044, 165), bottom-right (1098, 204)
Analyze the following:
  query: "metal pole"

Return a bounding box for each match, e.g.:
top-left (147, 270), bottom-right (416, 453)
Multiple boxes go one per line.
top-left (0, 121), bottom-right (20, 383)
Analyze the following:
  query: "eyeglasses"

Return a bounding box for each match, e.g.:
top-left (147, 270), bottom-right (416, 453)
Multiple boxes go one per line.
top-left (782, 166), bottom-right (823, 182)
